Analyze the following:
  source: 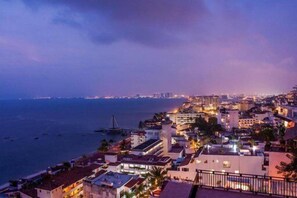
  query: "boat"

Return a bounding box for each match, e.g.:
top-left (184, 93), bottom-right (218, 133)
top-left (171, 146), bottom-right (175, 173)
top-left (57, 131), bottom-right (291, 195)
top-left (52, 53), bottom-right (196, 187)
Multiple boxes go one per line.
top-left (95, 115), bottom-right (124, 135)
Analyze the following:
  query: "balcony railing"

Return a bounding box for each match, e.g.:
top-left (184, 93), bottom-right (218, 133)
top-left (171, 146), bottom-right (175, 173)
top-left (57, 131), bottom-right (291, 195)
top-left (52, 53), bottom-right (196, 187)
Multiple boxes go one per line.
top-left (194, 170), bottom-right (297, 197)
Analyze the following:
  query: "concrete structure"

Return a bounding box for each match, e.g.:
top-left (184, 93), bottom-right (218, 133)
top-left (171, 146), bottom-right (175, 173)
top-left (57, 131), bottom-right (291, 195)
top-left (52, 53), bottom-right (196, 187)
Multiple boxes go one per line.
top-left (239, 117), bottom-right (256, 129)
top-left (120, 155), bottom-right (171, 175)
top-left (160, 121), bottom-right (173, 155)
top-left (131, 131), bottom-right (146, 148)
top-left (239, 100), bottom-right (255, 111)
top-left (218, 109), bottom-right (239, 131)
top-left (144, 127), bottom-right (162, 140)
top-left (168, 145), bottom-right (267, 182)
top-left (130, 139), bottom-right (163, 156)
top-left (20, 165), bottom-right (101, 198)
top-left (83, 172), bottom-right (137, 198)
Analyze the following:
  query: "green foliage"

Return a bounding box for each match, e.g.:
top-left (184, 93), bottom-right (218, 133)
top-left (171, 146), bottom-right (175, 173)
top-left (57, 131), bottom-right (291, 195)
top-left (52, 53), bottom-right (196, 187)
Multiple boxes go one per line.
top-left (98, 139), bottom-right (109, 151)
top-left (120, 139), bottom-right (129, 151)
top-left (253, 127), bottom-right (276, 142)
top-left (138, 121), bottom-right (145, 129)
top-left (192, 116), bottom-right (223, 136)
top-left (147, 166), bottom-right (167, 188)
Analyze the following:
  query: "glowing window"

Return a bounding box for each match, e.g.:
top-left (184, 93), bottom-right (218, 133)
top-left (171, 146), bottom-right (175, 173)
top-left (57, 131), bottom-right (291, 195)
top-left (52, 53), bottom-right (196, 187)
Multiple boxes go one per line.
top-left (223, 161), bottom-right (231, 168)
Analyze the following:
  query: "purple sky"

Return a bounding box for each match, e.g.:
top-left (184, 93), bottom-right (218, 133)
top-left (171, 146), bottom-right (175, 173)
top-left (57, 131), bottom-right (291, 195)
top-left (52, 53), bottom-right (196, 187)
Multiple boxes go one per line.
top-left (0, 0), bottom-right (297, 98)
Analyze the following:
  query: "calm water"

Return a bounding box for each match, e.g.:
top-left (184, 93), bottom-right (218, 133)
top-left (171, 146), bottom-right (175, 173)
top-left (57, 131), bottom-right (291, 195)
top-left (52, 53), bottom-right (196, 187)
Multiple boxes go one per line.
top-left (0, 98), bottom-right (184, 184)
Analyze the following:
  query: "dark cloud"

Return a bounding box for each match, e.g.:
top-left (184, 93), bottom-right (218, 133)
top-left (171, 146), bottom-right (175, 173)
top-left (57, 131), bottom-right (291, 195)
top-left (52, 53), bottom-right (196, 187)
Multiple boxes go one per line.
top-left (22, 0), bottom-right (209, 47)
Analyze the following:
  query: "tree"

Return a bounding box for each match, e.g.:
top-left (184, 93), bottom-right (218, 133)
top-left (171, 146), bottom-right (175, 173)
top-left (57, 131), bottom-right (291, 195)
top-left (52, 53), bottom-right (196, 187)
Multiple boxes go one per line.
top-left (135, 184), bottom-right (146, 197)
top-left (123, 191), bottom-right (135, 198)
top-left (138, 121), bottom-right (145, 129)
top-left (98, 139), bottom-right (109, 152)
top-left (147, 166), bottom-right (167, 189)
top-left (120, 139), bottom-right (129, 151)
top-left (276, 147), bottom-right (297, 181)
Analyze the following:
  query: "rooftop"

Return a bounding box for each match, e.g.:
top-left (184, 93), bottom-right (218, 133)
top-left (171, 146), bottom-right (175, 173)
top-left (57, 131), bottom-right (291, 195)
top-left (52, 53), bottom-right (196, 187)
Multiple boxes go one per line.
top-left (159, 181), bottom-right (192, 198)
top-left (37, 165), bottom-right (100, 191)
top-left (132, 139), bottom-right (162, 152)
top-left (120, 154), bottom-right (171, 166)
top-left (90, 171), bottom-right (135, 189)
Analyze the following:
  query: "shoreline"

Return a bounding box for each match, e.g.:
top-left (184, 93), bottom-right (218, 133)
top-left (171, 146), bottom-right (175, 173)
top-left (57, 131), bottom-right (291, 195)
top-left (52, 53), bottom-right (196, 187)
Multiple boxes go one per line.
top-left (0, 133), bottom-right (131, 188)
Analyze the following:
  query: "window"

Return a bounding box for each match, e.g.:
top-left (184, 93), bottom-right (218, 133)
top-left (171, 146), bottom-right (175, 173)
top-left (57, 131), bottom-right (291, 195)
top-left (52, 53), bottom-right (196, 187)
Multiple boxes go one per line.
top-left (223, 161), bottom-right (231, 168)
top-left (204, 160), bottom-right (208, 164)
top-left (182, 168), bottom-right (189, 172)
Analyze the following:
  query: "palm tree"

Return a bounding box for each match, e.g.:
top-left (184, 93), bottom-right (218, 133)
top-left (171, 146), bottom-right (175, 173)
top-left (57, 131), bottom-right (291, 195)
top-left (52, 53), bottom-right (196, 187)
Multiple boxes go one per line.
top-left (276, 147), bottom-right (297, 181)
top-left (134, 184), bottom-right (146, 197)
top-left (147, 166), bottom-right (167, 189)
top-left (123, 191), bottom-right (135, 198)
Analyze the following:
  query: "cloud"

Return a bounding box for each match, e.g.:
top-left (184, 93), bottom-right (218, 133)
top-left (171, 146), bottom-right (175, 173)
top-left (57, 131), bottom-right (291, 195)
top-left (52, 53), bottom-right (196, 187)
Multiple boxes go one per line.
top-left (22, 0), bottom-right (209, 47)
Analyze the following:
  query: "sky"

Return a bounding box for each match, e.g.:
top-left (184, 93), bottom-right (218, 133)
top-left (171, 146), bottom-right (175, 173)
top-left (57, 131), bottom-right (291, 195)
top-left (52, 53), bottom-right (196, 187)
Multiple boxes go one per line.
top-left (0, 0), bottom-right (297, 98)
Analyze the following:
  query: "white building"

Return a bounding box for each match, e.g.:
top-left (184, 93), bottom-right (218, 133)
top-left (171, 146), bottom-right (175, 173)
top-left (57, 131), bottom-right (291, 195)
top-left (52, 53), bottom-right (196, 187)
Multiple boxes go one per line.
top-left (168, 145), bottom-right (267, 182)
top-left (130, 139), bottom-right (163, 156)
top-left (131, 131), bottom-right (146, 148)
top-left (83, 172), bottom-right (140, 198)
top-left (120, 155), bottom-right (171, 175)
top-left (218, 109), bottom-right (239, 131)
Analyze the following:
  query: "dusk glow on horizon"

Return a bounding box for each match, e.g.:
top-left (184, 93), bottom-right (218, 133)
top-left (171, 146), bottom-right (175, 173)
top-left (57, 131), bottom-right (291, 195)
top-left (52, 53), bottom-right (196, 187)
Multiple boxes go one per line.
top-left (1, 0), bottom-right (297, 98)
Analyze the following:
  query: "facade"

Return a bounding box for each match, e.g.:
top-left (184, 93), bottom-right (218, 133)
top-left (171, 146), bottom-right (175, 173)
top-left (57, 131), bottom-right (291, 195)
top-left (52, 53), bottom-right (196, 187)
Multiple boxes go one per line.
top-left (83, 172), bottom-right (137, 198)
top-left (160, 121), bottom-right (173, 155)
top-left (218, 109), bottom-right (239, 131)
top-left (21, 165), bottom-right (101, 198)
top-left (168, 145), bottom-right (267, 182)
top-left (239, 117), bottom-right (256, 129)
top-left (130, 139), bottom-right (163, 156)
top-left (145, 127), bottom-right (162, 140)
top-left (239, 100), bottom-right (255, 111)
top-left (131, 131), bottom-right (146, 148)
top-left (120, 155), bottom-right (171, 175)
top-left (168, 111), bottom-right (205, 125)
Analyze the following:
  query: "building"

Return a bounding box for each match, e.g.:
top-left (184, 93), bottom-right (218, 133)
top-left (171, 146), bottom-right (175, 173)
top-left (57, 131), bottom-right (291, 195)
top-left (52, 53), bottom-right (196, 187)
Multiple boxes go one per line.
top-left (168, 144), bottom-right (267, 182)
top-left (83, 172), bottom-right (141, 198)
top-left (218, 109), bottom-right (239, 131)
top-left (276, 105), bottom-right (297, 120)
top-left (160, 120), bottom-right (173, 155)
top-left (168, 111), bottom-right (205, 125)
top-left (20, 165), bottom-right (101, 198)
top-left (130, 139), bottom-right (163, 156)
top-left (120, 155), bottom-right (171, 175)
top-left (239, 100), bottom-right (255, 111)
top-left (131, 131), bottom-right (146, 148)
top-left (145, 126), bottom-right (162, 140)
top-left (239, 116), bottom-right (256, 129)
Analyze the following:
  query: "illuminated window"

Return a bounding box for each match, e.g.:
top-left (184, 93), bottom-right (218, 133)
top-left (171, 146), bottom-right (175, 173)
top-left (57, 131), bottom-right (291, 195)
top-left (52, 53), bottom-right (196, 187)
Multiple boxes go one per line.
top-left (235, 170), bottom-right (239, 174)
top-left (196, 160), bottom-right (201, 164)
top-left (223, 161), bottom-right (231, 168)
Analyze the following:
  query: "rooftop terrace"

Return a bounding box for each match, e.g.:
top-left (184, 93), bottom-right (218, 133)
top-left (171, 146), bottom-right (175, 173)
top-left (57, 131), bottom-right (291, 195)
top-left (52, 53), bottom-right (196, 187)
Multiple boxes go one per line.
top-left (90, 172), bottom-right (135, 189)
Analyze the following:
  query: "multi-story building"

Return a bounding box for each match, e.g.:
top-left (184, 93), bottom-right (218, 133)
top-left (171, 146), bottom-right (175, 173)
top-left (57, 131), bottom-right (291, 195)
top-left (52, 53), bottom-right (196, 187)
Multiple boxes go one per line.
top-left (218, 109), bottom-right (239, 131)
top-left (120, 155), bottom-right (171, 175)
top-left (168, 111), bottom-right (205, 125)
top-left (145, 126), bottom-right (162, 140)
top-left (131, 131), bottom-right (146, 148)
top-left (239, 116), bottom-right (256, 129)
top-left (239, 100), bottom-right (255, 111)
top-left (168, 144), bottom-right (267, 182)
top-left (20, 165), bottom-right (101, 198)
top-left (130, 139), bottom-right (163, 156)
top-left (83, 171), bottom-right (144, 198)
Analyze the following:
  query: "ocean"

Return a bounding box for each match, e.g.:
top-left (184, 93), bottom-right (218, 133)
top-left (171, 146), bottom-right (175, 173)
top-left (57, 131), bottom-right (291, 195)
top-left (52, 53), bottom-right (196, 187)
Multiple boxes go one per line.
top-left (0, 98), bottom-right (184, 184)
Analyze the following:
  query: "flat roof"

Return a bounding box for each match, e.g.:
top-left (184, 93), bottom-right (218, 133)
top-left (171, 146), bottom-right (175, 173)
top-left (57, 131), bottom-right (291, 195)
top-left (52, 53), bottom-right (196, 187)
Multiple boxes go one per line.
top-left (121, 154), bottom-right (171, 166)
top-left (160, 181), bottom-right (192, 198)
top-left (91, 172), bottom-right (135, 189)
top-left (132, 139), bottom-right (162, 151)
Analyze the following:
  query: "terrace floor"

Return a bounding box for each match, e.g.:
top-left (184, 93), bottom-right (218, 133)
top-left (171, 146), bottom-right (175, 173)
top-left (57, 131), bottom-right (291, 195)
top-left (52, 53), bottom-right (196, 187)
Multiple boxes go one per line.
top-left (196, 188), bottom-right (271, 198)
